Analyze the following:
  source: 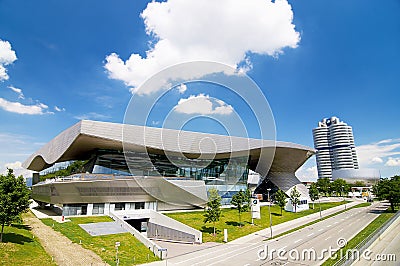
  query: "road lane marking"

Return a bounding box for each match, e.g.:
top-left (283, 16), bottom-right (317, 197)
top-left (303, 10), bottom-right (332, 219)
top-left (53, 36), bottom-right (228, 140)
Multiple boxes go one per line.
top-left (334, 221), bottom-right (339, 224)
top-left (192, 242), bottom-right (261, 266)
top-left (318, 229), bottom-right (324, 232)
top-left (174, 243), bottom-right (259, 265)
top-left (205, 243), bottom-right (263, 266)
top-left (307, 233), bottom-right (314, 237)
top-left (327, 225), bottom-right (332, 227)
top-left (325, 236), bottom-right (332, 240)
top-left (338, 228), bottom-right (344, 232)
top-left (294, 239), bottom-right (302, 243)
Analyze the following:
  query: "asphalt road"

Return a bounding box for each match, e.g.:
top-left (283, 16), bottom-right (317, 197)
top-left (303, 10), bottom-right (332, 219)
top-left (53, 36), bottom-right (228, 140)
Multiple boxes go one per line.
top-left (148, 203), bottom-right (385, 266)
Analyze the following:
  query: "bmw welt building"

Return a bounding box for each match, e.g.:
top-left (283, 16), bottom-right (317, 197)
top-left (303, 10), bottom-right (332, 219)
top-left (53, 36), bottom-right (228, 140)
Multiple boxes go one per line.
top-left (23, 120), bottom-right (315, 216)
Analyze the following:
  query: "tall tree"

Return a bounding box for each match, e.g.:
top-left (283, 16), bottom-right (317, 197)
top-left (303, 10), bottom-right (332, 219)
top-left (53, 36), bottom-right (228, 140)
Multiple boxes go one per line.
top-left (0, 169), bottom-right (31, 242)
top-left (331, 179), bottom-right (349, 196)
top-left (373, 176), bottom-right (400, 212)
top-left (231, 189), bottom-right (250, 227)
top-left (316, 178), bottom-right (331, 196)
top-left (308, 183), bottom-right (319, 209)
top-left (290, 187), bottom-right (301, 213)
top-left (275, 189), bottom-right (286, 215)
top-left (203, 188), bottom-right (222, 236)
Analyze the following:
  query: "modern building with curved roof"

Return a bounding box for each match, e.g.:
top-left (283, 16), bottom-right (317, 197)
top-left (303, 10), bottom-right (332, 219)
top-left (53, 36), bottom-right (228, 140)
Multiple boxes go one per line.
top-left (24, 120), bottom-right (315, 215)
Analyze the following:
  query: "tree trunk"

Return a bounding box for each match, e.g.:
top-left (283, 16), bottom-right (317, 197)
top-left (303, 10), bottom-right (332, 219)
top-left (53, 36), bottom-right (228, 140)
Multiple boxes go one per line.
top-left (213, 222), bottom-right (216, 236)
top-left (1, 223), bottom-right (4, 242)
top-left (239, 212), bottom-right (241, 227)
top-left (313, 201), bottom-right (315, 209)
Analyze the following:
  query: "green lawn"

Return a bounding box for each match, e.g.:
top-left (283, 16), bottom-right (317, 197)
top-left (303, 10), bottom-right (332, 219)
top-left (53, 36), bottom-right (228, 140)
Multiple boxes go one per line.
top-left (41, 216), bottom-right (159, 265)
top-left (0, 211), bottom-right (55, 266)
top-left (323, 207), bottom-right (398, 266)
top-left (166, 201), bottom-right (346, 243)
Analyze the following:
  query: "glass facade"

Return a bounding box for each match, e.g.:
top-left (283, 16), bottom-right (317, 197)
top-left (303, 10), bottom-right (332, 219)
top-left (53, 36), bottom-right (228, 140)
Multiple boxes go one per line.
top-left (83, 149), bottom-right (250, 204)
top-left (92, 203), bottom-right (105, 215)
top-left (63, 204), bottom-right (87, 216)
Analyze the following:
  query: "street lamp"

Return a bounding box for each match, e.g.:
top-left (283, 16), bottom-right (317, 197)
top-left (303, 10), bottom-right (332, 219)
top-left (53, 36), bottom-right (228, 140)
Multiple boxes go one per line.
top-left (341, 185), bottom-right (346, 210)
top-left (316, 187), bottom-right (322, 219)
top-left (115, 241), bottom-right (120, 266)
top-left (267, 188), bottom-right (272, 238)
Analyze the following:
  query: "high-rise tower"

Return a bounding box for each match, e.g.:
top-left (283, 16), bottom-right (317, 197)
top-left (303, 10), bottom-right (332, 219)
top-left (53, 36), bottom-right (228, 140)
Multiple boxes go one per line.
top-left (312, 117), bottom-right (358, 179)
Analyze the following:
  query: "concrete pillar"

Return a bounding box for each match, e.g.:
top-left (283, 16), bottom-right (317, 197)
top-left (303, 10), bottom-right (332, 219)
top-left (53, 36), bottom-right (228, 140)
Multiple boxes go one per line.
top-left (87, 203), bottom-right (93, 216)
top-left (104, 203), bottom-right (110, 215)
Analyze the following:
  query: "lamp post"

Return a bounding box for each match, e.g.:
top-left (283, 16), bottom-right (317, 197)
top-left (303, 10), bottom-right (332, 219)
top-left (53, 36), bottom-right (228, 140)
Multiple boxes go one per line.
top-left (317, 187), bottom-right (322, 219)
top-left (115, 241), bottom-right (120, 266)
top-left (341, 185), bottom-right (346, 210)
top-left (267, 188), bottom-right (272, 238)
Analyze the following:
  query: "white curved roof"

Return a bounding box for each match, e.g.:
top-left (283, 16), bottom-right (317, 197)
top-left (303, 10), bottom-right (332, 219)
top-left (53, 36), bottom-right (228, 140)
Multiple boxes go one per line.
top-left (23, 120), bottom-right (315, 174)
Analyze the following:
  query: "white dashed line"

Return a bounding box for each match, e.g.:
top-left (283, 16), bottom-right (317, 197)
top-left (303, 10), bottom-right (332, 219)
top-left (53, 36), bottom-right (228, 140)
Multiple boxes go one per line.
top-left (307, 233), bottom-right (314, 237)
top-left (294, 239), bottom-right (302, 243)
top-left (318, 229), bottom-right (324, 232)
top-left (327, 225), bottom-right (332, 227)
top-left (325, 236), bottom-right (332, 240)
top-left (338, 228), bottom-right (344, 232)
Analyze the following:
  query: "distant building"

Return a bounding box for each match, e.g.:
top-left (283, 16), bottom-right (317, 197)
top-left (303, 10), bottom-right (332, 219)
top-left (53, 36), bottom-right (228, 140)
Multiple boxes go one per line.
top-left (313, 117), bottom-right (358, 179)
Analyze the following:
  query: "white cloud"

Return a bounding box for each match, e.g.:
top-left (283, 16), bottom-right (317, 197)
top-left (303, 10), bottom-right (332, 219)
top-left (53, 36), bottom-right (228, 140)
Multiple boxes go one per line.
top-left (54, 106), bottom-right (66, 112)
top-left (173, 94), bottom-right (233, 115)
top-left (8, 86), bottom-right (25, 99)
top-left (104, 0), bottom-right (300, 94)
top-left (3, 161), bottom-right (33, 178)
top-left (356, 138), bottom-right (400, 167)
top-left (296, 165), bottom-right (318, 182)
top-left (385, 157), bottom-right (400, 167)
top-left (177, 83), bottom-right (187, 94)
top-left (0, 39), bottom-right (17, 81)
top-left (371, 157), bottom-right (383, 163)
top-left (74, 112), bottom-right (111, 120)
top-left (0, 97), bottom-right (52, 115)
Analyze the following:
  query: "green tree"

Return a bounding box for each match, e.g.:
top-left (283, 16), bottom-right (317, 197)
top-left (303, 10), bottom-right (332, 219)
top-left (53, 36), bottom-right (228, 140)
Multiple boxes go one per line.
top-left (316, 178), bottom-right (331, 196)
top-left (331, 179), bottom-right (349, 196)
top-left (354, 181), bottom-right (366, 187)
top-left (231, 189), bottom-right (250, 226)
top-left (308, 183), bottom-right (319, 209)
top-left (274, 189), bottom-right (287, 215)
top-left (290, 187), bottom-right (301, 213)
top-left (203, 188), bottom-right (222, 236)
top-left (373, 176), bottom-right (400, 212)
top-left (0, 169), bottom-right (31, 242)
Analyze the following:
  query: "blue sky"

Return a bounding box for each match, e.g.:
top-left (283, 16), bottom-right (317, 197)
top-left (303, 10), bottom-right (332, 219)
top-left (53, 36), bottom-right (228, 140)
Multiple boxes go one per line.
top-left (0, 0), bottom-right (399, 180)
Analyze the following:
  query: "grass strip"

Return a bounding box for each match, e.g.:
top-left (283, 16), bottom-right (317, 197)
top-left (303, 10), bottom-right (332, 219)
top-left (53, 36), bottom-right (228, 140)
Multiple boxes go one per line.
top-left (166, 201), bottom-right (347, 243)
top-left (322, 208), bottom-right (398, 266)
top-left (0, 211), bottom-right (55, 266)
top-left (41, 216), bottom-right (159, 265)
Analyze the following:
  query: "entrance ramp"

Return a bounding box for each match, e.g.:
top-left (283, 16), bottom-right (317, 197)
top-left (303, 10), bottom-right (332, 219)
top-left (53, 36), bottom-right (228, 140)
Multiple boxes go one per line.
top-left (111, 209), bottom-right (202, 243)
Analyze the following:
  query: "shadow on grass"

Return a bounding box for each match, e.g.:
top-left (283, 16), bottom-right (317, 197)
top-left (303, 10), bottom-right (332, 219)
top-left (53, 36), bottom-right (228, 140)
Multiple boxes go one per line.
top-left (201, 226), bottom-right (221, 234)
top-left (2, 232), bottom-right (33, 244)
top-left (225, 221), bottom-right (242, 227)
top-left (271, 212), bottom-right (282, 216)
top-left (11, 224), bottom-right (32, 231)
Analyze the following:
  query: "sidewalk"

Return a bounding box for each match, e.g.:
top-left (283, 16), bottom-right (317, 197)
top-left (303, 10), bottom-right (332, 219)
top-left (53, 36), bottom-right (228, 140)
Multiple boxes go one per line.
top-left (352, 212), bottom-right (400, 266)
top-left (24, 212), bottom-right (109, 266)
top-left (229, 200), bottom-right (361, 244)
